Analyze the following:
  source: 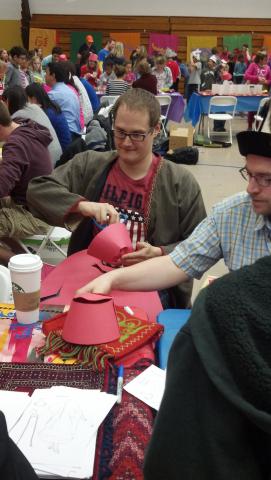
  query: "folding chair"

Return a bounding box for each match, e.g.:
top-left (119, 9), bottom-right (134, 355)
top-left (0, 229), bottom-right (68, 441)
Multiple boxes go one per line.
top-left (156, 95), bottom-right (172, 136)
top-left (253, 97), bottom-right (270, 131)
top-left (100, 95), bottom-right (120, 106)
top-left (18, 227), bottom-right (71, 260)
top-left (207, 95), bottom-right (237, 144)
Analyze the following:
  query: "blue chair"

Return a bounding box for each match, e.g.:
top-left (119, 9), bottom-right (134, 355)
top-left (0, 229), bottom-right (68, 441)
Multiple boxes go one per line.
top-left (157, 309), bottom-right (191, 369)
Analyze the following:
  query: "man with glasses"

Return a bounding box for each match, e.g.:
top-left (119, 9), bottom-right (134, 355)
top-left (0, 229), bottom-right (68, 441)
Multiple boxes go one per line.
top-left (4, 46), bottom-right (27, 89)
top-left (27, 88), bottom-right (206, 308)
top-left (75, 130), bottom-right (271, 298)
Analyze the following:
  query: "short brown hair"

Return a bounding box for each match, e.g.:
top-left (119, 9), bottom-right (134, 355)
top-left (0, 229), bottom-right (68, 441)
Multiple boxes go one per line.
top-left (112, 88), bottom-right (160, 128)
top-left (136, 60), bottom-right (151, 75)
top-left (0, 101), bottom-right (11, 127)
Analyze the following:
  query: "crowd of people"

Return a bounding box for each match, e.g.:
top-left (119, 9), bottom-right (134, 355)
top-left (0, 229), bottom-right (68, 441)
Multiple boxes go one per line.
top-left (186, 44), bottom-right (271, 102)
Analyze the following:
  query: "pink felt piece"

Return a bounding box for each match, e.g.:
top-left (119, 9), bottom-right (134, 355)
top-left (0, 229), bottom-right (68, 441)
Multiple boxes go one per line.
top-left (40, 251), bottom-right (162, 324)
top-left (62, 293), bottom-right (120, 345)
top-left (40, 250), bottom-right (161, 366)
top-left (87, 223), bottom-right (133, 264)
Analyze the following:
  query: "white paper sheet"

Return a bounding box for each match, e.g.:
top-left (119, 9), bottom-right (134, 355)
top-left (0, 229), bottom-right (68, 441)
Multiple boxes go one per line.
top-left (124, 364), bottom-right (166, 410)
top-left (10, 386), bottom-right (117, 479)
top-left (0, 390), bottom-right (30, 432)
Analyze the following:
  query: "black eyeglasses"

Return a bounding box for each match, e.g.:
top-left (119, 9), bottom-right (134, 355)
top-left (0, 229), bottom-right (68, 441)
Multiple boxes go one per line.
top-left (113, 128), bottom-right (153, 142)
top-left (239, 167), bottom-right (271, 187)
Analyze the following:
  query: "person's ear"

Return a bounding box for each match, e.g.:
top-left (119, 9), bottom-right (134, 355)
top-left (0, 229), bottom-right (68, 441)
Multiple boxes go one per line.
top-left (153, 123), bottom-right (161, 137)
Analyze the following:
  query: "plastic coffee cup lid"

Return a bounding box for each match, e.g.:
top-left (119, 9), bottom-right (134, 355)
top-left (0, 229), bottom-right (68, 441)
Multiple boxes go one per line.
top-left (8, 254), bottom-right (43, 273)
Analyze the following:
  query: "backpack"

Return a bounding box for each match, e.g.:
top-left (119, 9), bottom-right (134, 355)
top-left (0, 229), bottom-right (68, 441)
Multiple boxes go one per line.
top-left (164, 147), bottom-right (199, 165)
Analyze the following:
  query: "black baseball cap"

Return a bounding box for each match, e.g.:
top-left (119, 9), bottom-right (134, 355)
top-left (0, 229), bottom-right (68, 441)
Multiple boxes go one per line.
top-left (237, 131), bottom-right (271, 158)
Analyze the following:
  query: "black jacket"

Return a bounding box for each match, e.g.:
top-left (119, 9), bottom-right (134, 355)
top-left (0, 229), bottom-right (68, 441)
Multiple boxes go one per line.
top-left (144, 256), bottom-right (271, 479)
top-left (0, 412), bottom-right (38, 480)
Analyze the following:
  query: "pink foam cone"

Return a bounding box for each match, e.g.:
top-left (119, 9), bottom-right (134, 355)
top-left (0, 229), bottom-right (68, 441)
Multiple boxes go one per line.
top-left (87, 223), bottom-right (133, 263)
top-left (62, 293), bottom-right (120, 345)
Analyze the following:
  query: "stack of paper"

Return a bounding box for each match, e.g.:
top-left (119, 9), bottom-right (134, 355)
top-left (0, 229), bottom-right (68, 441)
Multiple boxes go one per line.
top-left (8, 386), bottom-right (117, 479)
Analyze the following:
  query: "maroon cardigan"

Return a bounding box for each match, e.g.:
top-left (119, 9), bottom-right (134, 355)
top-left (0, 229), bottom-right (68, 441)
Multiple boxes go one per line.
top-left (132, 74), bottom-right (158, 95)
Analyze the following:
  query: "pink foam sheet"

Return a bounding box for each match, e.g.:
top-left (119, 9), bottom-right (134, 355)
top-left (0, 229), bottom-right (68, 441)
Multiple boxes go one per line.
top-left (40, 250), bottom-right (163, 366)
top-left (87, 223), bottom-right (133, 264)
top-left (40, 251), bottom-right (162, 323)
top-left (62, 293), bottom-right (120, 345)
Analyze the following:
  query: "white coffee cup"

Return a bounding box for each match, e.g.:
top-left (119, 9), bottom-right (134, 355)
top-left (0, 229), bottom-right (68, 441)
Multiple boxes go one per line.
top-left (8, 254), bottom-right (43, 324)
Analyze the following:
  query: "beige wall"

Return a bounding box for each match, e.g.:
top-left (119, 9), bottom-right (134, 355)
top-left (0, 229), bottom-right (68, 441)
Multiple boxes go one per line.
top-left (0, 21), bottom-right (22, 50)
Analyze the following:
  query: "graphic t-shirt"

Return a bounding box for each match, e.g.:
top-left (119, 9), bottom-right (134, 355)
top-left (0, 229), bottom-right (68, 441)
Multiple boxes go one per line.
top-left (99, 156), bottom-right (160, 248)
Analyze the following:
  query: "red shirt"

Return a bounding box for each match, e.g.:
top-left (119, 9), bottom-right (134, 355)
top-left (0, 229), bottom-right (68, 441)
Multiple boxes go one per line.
top-left (98, 156), bottom-right (160, 248)
top-left (166, 60), bottom-right (180, 83)
top-left (80, 64), bottom-right (101, 87)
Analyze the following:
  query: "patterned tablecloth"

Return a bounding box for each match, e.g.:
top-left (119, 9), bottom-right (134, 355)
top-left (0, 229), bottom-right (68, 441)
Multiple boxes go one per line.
top-left (0, 303), bottom-right (155, 479)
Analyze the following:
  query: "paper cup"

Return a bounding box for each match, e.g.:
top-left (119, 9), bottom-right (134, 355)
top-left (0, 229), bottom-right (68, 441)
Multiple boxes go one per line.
top-left (8, 254), bottom-right (43, 324)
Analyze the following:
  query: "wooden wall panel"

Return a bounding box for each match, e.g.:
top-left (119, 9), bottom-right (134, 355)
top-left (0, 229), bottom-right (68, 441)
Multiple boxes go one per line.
top-left (30, 14), bottom-right (271, 93)
top-left (30, 15), bottom-right (170, 32)
top-left (30, 14), bottom-right (271, 58)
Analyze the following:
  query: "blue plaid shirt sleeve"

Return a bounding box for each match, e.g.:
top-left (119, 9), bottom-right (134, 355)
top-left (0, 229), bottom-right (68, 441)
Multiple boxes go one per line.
top-left (169, 213), bottom-right (223, 279)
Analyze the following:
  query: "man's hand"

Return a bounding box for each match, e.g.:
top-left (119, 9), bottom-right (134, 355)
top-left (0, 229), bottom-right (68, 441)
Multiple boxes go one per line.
top-left (76, 272), bottom-right (114, 295)
top-left (121, 241), bottom-right (162, 266)
top-left (76, 201), bottom-right (119, 224)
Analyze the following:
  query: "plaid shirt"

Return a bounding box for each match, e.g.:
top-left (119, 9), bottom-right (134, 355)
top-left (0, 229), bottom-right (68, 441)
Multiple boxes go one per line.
top-left (170, 192), bottom-right (271, 279)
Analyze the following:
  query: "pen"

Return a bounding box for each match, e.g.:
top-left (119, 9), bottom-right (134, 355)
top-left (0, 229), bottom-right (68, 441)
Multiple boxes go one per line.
top-left (117, 365), bottom-right (124, 404)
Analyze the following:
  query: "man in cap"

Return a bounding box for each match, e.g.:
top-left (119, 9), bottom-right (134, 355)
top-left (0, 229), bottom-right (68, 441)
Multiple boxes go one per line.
top-left (144, 253), bottom-right (271, 479)
top-left (76, 130), bottom-right (271, 298)
top-left (78, 34), bottom-right (97, 57)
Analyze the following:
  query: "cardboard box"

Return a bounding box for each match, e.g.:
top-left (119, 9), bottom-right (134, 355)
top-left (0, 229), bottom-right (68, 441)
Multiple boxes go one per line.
top-left (169, 124), bottom-right (194, 150)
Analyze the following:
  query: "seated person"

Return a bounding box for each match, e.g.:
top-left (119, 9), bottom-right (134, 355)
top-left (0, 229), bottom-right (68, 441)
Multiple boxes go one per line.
top-left (45, 62), bottom-right (81, 140)
top-left (144, 255), bottom-right (271, 479)
top-left (123, 61), bottom-right (136, 85)
top-left (79, 76), bottom-right (100, 113)
top-left (105, 64), bottom-right (130, 96)
top-left (152, 56), bottom-right (173, 92)
top-left (132, 60), bottom-right (158, 95)
top-left (27, 88), bottom-right (206, 308)
top-left (0, 101), bottom-right (52, 265)
top-left (73, 130), bottom-right (271, 303)
top-left (98, 60), bottom-right (116, 90)
top-left (25, 82), bottom-right (72, 153)
top-left (2, 85), bottom-right (62, 166)
top-left (80, 53), bottom-right (101, 89)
